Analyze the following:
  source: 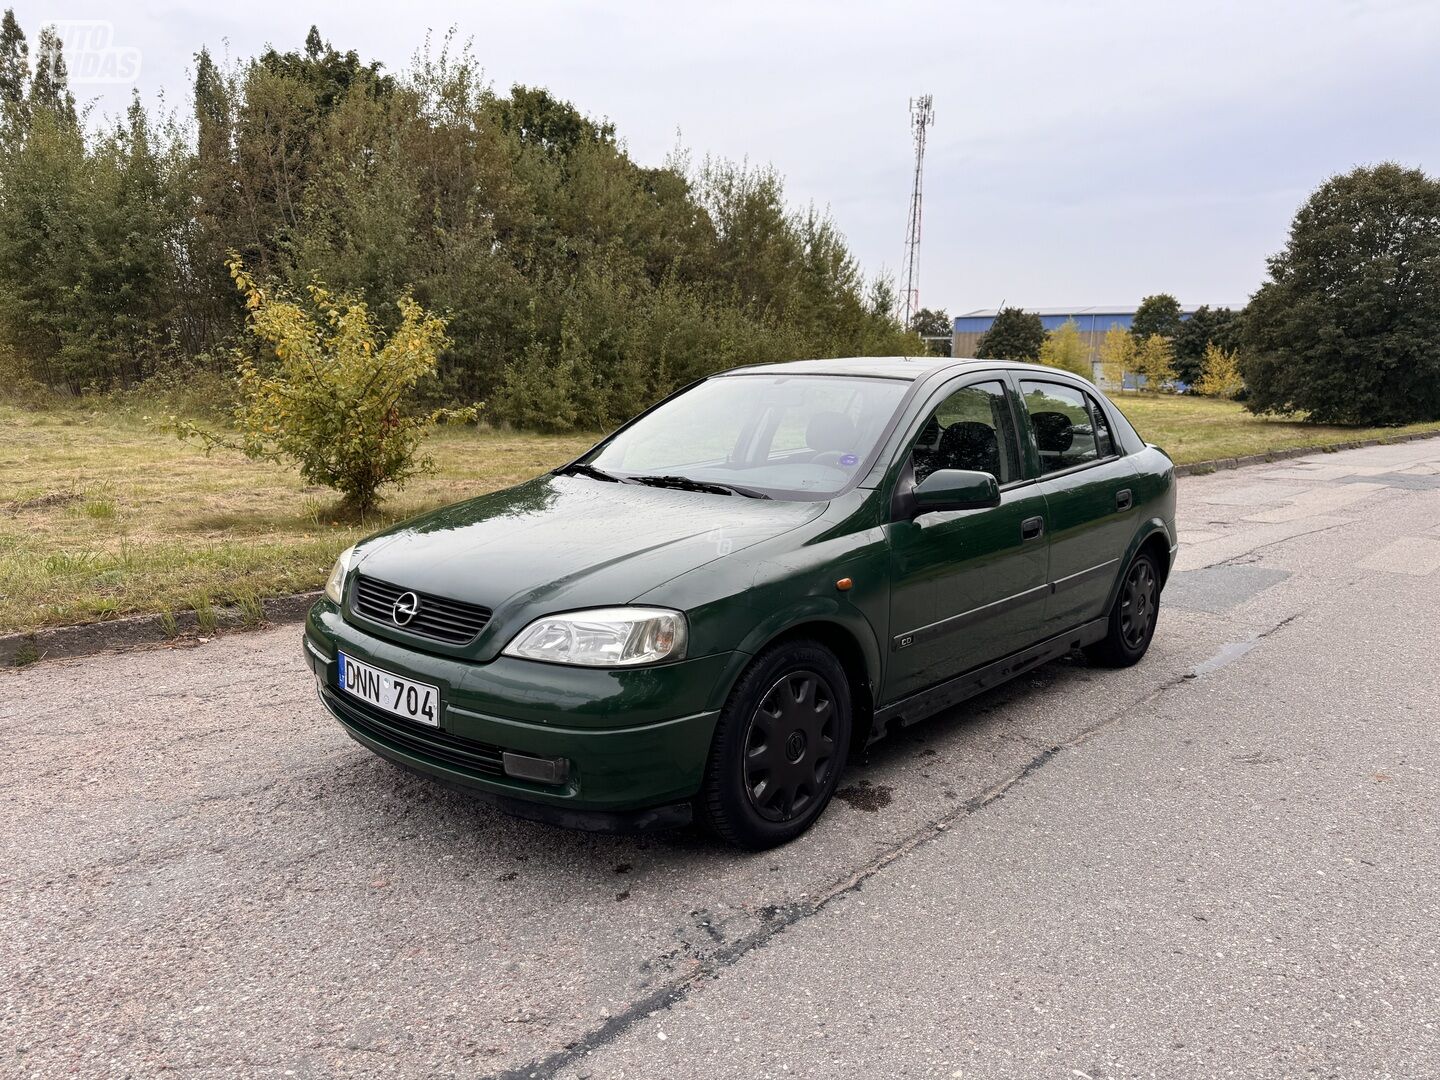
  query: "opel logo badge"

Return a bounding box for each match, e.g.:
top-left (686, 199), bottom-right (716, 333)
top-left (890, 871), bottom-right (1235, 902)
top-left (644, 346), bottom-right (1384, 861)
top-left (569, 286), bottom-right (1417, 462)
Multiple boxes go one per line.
top-left (392, 591), bottom-right (420, 626)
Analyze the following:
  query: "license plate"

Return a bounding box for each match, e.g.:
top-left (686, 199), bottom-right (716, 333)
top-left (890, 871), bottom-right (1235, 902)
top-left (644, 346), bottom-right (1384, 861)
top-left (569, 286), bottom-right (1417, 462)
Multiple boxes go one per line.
top-left (337, 653), bottom-right (439, 727)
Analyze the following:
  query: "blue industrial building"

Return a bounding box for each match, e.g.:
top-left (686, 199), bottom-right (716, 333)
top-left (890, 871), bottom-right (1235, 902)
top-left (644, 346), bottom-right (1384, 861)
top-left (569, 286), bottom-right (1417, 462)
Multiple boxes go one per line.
top-left (951, 305), bottom-right (1203, 356)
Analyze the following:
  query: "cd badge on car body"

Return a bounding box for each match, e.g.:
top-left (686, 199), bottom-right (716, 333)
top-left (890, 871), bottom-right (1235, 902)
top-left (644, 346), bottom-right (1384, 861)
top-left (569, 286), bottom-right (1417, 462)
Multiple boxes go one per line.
top-left (392, 591), bottom-right (420, 626)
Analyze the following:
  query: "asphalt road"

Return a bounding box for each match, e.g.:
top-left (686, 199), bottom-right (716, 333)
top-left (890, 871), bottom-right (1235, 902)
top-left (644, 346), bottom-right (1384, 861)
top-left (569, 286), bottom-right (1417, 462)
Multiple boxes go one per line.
top-left (4, 439), bottom-right (1439, 1080)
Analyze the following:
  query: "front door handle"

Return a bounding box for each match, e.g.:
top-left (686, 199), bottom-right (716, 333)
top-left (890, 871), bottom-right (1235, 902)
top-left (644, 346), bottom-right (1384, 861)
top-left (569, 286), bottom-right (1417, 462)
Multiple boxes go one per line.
top-left (1021, 516), bottom-right (1045, 542)
top-left (1116, 488), bottom-right (1133, 512)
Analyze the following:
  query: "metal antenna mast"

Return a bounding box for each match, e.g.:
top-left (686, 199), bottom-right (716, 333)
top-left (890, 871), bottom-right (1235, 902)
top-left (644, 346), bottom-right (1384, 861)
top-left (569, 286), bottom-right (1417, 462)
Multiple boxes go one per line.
top-left (900, 94), bottom-right (934, 331)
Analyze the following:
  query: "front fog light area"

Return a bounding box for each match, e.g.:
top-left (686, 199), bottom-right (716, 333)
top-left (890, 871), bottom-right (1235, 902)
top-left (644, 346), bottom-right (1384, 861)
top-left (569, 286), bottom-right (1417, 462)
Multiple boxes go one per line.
top-left (501, 751), bottom-right (570, 786)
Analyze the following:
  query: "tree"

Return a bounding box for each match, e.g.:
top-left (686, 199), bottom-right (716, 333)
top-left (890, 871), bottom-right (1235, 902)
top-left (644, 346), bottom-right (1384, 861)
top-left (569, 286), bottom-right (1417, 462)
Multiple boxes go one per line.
top-left (0, 20), bottom-right (922, 412)
top-left (28, 26), bottom-right (74, 128)
top-left (1174, 305), bottom-right (1241, 385)
top-left (1243, 163), bottom-right (1440, 425)
top-left (975, 306), bottom-right (1045, 361)
top-left (1130, 294), bottom-right (1182, 344)
top-left (1134, 334), bottom-right (1176, 390)
top-left (910, 307), bottom-right (951, 356)
top-left (0, 9), bottom-right (29, 140)
top-left (1038, 318), bottom-right (1090, 377)
top-left (1194, 343), bottom-right (1244, 399)
top-left (1097, 324), bottom-right (1134, 387)
top-left (180, 257), bottom-right (474, 513)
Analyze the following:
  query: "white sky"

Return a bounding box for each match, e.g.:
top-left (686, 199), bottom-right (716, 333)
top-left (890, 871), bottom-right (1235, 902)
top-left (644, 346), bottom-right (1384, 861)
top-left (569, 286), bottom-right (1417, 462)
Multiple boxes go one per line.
top-left (17, 0), bottom-right (1440, 316)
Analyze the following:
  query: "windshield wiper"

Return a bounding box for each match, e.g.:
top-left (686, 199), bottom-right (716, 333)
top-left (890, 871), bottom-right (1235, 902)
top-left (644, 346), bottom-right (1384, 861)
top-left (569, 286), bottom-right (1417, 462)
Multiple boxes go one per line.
top-left (555, 461), bottom-right (625, 483)
top-left (628, 474), bottom-right (770, 499)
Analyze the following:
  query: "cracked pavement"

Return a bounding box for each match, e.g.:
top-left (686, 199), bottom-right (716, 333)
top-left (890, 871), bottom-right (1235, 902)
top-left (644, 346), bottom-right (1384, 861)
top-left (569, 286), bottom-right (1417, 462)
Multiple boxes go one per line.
top-left (3, 439), bottom-right (1439, 1079)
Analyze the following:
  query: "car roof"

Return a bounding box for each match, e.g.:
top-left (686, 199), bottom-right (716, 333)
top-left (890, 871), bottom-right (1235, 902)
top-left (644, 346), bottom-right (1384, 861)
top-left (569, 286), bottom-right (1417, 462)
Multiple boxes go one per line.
top-left (717, 356), bottom-right (1042, 381)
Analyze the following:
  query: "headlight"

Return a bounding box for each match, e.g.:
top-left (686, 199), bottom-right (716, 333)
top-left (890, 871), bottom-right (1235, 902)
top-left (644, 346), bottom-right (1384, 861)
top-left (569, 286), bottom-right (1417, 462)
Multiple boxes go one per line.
top-left (502, 607), bottom-right (687, 667)
top-left (324, 546), bottom-right (356, 605)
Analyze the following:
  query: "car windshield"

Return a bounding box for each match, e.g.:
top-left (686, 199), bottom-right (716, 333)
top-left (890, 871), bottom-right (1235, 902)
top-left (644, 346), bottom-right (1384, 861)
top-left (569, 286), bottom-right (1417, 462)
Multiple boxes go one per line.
top-left (583, 374), bottom-right (911, 500)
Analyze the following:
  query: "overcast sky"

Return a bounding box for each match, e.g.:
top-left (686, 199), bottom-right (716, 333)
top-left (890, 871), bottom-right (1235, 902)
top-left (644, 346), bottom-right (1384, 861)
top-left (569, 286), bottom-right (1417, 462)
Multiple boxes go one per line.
top-left (17, 0), bottom-right (1440, 316)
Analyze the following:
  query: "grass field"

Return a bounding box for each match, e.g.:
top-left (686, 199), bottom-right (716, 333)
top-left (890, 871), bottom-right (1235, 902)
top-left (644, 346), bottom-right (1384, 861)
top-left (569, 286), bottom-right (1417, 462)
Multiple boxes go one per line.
top-left (3, 395), bottom-right (1437, 635)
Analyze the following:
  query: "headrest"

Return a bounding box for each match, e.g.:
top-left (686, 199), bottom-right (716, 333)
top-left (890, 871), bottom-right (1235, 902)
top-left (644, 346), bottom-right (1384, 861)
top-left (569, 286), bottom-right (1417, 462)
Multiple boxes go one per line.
top-left (806, 412), bottom-right (856, 454)
top-left (1031, 411), bottom-right (1074, 453)
top-left (939, 421), bottom-right (997, 457)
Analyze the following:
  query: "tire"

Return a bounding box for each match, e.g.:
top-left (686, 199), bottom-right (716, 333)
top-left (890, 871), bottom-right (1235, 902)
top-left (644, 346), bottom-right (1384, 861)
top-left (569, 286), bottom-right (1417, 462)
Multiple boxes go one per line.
top-left (1084, 550), bottom-right (1162, 668)
top-left (698, 640), bottom-right (852, 850)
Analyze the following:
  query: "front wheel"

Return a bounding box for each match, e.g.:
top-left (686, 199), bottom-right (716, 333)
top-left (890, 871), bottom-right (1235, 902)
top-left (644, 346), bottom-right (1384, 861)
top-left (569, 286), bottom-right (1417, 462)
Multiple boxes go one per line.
top-left (1084, 550), bottom-right (1162, 668)
top-left (698, 640), bottom-right (852, 850)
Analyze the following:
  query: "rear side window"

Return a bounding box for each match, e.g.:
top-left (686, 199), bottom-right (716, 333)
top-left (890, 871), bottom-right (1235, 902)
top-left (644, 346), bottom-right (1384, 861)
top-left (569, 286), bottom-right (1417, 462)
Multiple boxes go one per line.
top-left (1019, 380), bottom-right (1116, 474)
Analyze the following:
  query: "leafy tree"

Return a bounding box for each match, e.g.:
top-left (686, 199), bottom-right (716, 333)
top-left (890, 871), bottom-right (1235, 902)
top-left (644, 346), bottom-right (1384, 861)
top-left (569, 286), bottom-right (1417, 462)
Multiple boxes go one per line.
top-left (910, 307), bottom-right (951, 356)
top-left (1134, 334), bottom-right (1176, 390)
top-left (28, 26), bottom-right (74, 127)
top-left (1130, 293), bottom-right (1182, 344)
top-left (1174, 305), bottom-right (1241, 385)
top-left (181, 257), bottom-right (474, 512)
top-left (1194, 343), bottom-right (1244, 399)
top-left (0, 18), bottom-right (920, 417)
top-left (1097, 325), bottom-right (1134, 387)
top-left (1243, 163), bottom-right (1440, 424)
top-left (975, 306), bottom-right (1045, 361)
top-left (1038, 318), bottom-right (1091, 377)
top-left (0, 8), bottom-right (28, 140)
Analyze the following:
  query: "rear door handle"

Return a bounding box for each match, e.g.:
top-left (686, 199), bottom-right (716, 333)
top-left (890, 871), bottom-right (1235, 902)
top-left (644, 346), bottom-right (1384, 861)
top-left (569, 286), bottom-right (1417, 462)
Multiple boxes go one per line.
top-left (1116, 488), bottom-right (1133, 512)
top-left (1021, 516), bottom-right (1045, 542)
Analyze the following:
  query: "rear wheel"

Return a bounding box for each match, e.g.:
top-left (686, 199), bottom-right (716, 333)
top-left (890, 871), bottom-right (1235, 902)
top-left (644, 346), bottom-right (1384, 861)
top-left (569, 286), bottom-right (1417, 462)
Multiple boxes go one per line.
top-left (698, 640), bottom-right (852, 850)
top-left (1084, 550), bottom-right (1162, 668)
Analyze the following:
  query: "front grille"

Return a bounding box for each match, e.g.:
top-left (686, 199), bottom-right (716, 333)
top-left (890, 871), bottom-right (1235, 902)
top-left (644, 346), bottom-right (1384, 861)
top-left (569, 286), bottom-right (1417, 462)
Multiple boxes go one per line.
top-left (323, 686), bottom-right (505, 777)
top-left (352, 574), bottom-right (492, 645)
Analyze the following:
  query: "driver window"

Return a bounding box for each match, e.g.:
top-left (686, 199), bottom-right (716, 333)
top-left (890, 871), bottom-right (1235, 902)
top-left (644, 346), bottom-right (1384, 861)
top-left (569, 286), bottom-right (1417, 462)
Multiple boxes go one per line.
top-left (911, 381), bottom-right (1020, 486)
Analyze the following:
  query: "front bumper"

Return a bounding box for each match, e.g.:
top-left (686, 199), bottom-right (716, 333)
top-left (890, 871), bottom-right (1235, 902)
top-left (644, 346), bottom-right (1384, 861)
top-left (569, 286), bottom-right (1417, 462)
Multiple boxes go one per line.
top-left (303, 600), bottom-right (730, 823)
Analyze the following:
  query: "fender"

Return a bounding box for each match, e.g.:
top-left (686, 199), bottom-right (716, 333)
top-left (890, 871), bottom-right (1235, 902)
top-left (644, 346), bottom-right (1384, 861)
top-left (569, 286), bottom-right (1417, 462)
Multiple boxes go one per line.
top-left (1101, 515), bottom-right (1177, 612)
top-left (706, 597), bottom-right (885, 715)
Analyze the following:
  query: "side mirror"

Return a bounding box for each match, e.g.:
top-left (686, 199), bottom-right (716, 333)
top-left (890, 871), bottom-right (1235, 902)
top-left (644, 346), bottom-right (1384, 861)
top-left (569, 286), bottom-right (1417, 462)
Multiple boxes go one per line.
top-left (910, 468), bottom-right (1000, 517)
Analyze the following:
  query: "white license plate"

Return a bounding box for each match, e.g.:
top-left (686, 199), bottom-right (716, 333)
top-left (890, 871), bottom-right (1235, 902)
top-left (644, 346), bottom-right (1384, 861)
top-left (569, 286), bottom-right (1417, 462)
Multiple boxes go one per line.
top-left (338, 653), bottom-right (439, 727)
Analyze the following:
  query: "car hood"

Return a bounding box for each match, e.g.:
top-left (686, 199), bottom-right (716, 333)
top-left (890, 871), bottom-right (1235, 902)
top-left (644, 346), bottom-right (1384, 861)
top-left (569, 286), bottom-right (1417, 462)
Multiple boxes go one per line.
top-left (353, 474), bottom-right (827, 623)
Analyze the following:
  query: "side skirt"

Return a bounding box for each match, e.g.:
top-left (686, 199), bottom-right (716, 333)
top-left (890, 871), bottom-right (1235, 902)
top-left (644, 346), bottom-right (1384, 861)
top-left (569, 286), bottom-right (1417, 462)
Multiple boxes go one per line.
top-left (868, 617), bottom-right (1109, 742)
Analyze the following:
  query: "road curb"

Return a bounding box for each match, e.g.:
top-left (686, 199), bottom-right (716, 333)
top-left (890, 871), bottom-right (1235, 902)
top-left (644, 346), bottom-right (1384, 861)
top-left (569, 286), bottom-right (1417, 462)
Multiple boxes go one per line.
top-left (6, 427), bottom-right (1440, 669)
top-left (1170, 427), bottom-right (1440, 477)
top-left (1, 591), bottom-right (322, 669)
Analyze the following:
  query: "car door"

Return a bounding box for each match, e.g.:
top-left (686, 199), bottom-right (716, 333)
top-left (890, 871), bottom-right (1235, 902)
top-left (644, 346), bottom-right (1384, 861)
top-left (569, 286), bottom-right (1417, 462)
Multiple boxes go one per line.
top-left (884, 377), bottom-right (1050, 702)
top-left (1012, 376), bottom-right (1140, 635)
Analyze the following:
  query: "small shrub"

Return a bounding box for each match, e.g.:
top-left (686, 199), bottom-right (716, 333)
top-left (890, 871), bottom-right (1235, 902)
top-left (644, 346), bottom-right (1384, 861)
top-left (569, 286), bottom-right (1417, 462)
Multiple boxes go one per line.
top-left (1097, 325), bottom-right (1134, 388)
top-left (179, 257), bottom-right (479, 513)
top-left (1038, 318), bottom-right (1092, 377)
top-left (1134, 334), bottom-right (1177, 391)
top-left (1194, 343), bottom-right (1245, 399)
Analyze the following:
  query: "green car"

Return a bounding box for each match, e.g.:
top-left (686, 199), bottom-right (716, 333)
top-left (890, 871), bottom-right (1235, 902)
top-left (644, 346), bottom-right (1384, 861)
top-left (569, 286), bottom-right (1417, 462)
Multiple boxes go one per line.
top-left (303, 357), bottom-right (1176, 849)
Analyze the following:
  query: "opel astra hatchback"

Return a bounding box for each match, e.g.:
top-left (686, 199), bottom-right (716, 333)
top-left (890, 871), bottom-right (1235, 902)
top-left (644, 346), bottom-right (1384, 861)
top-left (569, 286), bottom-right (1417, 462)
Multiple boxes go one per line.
top-left (303, 357), bottom-right (1177, 849)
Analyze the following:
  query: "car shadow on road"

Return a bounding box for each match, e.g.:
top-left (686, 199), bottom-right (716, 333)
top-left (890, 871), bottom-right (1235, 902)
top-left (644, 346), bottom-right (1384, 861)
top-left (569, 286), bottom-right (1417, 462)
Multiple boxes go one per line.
top-left (307, 648), bottom-right (1103, 884)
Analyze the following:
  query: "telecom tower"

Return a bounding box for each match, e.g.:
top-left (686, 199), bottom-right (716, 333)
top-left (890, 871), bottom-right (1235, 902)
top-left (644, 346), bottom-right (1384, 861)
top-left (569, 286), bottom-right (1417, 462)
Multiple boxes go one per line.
top-left (900, 94), bottom-right (934, 331)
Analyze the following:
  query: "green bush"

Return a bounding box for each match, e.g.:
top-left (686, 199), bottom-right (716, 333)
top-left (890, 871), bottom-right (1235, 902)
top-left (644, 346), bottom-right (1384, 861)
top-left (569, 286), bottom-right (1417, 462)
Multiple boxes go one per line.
top-left (180, 257), bottom-right (477, 512)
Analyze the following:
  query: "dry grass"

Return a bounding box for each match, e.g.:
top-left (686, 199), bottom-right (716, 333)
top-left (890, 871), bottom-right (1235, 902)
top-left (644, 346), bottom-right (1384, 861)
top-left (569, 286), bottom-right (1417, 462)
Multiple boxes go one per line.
top-left (3, 394), bottom-right (1436, 635)
top-left (1112, 393), bottom-right (1440, 464)
top-left (0, 402), bottom-right (594, 634)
